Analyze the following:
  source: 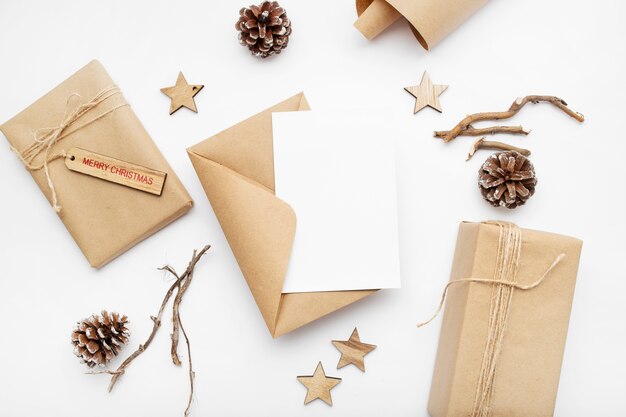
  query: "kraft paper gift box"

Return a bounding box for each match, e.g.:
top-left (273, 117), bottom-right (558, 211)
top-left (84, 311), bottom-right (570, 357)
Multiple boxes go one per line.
top-left (187, 93), bottom-right (377, 338)
top-left (427, 221), bottom-right (583, 417)
top-left (354, 0), bottom-right (488, 50)
top-left (1, 60), bottom-right (193, 268)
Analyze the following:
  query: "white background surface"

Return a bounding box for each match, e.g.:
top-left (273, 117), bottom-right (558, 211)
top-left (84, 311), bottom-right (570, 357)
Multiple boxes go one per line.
top-left (273, 110), bottom-right (401, 293)
top-left (0, 0), bottom-right (624, 416)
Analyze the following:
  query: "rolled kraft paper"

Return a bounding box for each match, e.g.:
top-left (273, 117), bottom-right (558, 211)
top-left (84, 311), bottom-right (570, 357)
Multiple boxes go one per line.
top-left (355, 0), bottom-right (489, 50)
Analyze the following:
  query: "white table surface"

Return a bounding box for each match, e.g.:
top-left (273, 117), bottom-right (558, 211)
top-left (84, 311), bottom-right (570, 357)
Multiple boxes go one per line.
top-left (0, 0), bottom-right (624, 416)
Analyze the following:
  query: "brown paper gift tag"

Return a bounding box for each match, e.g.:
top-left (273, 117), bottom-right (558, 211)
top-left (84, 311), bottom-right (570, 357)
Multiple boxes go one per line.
top-left (428, 222), bottom-right (583, 417)
top-left (187, 93), bottom-right (377, 338)
top-left (355, 0), bottom-right (489, 50)
top-left (1, 60), bottom-right (193, 268)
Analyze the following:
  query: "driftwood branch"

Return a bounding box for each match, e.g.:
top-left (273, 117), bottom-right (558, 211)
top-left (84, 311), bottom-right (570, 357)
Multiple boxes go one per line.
top-left (435, 95), bottom-right (584, 143)
top-left (466, 137), bottom-right (531, 161)
top-left (90, 245), bottom-right (210, 417)
top-left (435, 125), bottom-right (530, 139)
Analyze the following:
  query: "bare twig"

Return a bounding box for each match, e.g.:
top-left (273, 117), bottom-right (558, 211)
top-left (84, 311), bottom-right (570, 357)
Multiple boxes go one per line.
top-left (435, 95), bottom-right (584, 143)
top-left (166, 251), bottom-right (199, 415)
top-left (466, 137), bottom-right (531, 161)
top-left (178, 308), bottom-right (195, 416)
top-left (170, 251), bottom-right (198, 366)
top-left (168, 247), bottom-right (208, 416)
top-left (435, 125), bottom-right (530, 139)
top-left (104, 276), bottom-right (182, 391)
top-left (91, 244), bottom-right (211, 417)
top-left (88, 370), bottom-right (123, 375)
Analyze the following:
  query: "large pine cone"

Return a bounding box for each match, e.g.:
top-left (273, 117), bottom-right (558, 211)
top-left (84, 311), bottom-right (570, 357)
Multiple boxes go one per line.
top-left (478, 151), bottom-right (537, 209)
top-left (236, 1), bottom-right (291, 58)
top-left (71, 311), bottom-right (130, 367)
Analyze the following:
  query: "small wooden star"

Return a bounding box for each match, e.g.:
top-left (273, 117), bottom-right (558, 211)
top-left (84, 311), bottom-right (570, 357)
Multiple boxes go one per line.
top-left (297, 362), bottom-right (342, 406)
top-left (332, 327), bottom-right (377, 372)
top-left (160, 72), bottom-right (204, 115)
top-left (404, 71), bottom-right (448, 114)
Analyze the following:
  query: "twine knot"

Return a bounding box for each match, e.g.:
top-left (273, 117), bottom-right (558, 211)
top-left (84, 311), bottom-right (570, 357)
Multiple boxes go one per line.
top-left (10, 86), bottom-right (127, 213)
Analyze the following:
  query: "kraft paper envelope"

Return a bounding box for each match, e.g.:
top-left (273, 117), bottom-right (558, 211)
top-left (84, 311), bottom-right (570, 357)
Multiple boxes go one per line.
top-left (187, 93), bottom-right (376, 338)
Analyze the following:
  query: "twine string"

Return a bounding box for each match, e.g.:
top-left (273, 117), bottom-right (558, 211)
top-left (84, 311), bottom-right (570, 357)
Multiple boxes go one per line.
top-left (472, 222), bottom-right (520, 417)
top-left (10, 86), bottom-right (128, 212)
top-left (416, 222), bottom-right (565, 417)
top-left (416, 252), bottom-right (564, 329)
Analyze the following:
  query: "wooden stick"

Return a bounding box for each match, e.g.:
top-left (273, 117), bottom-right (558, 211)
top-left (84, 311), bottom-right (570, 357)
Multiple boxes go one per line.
top-left (466, 137), bottom-right (531, 161)
top-left (435, 95), bottom-right (584, 143)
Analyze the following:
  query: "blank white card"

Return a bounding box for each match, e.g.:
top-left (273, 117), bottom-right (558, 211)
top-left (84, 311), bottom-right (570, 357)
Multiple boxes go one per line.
top-left (272, 110), bottom-right (401, 293)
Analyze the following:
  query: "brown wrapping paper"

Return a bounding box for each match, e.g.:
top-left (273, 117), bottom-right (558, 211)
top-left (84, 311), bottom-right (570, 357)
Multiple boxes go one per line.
top-left (187, 93), bottom-right (377, 338)
top-left (1, 60), bottom-right (193, 268)
top-left (428, 222), bottom-right (583, 417)
top-left (355, 0), bottom-right (488, 50)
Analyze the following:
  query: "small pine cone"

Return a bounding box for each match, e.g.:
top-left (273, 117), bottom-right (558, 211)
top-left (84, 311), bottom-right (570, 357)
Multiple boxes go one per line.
top-left (478, 151), bottom-right (537, 209)
top-left (71, 311), bottom-right (130, 368)
top-left (236, 1), bottom-right (291, 58)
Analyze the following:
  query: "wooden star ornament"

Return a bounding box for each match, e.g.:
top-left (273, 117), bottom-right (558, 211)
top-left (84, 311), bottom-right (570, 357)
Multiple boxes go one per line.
top-left (297, 362), bottom-right (342, 406)
top-left (332, 327), bottom-right (377, 372)
top-left (160, 72), bottom-right (204, 115)
top-left (404, 71), bottom-right (448, 114)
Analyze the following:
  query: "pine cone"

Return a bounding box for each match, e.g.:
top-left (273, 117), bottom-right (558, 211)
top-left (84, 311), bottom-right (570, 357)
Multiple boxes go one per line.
top-left (478, 151), bottom-right (537, 209)
top-left (71, 311), bottom-right (130, 367)
top-left (236, 1), bottom-right (291, 58)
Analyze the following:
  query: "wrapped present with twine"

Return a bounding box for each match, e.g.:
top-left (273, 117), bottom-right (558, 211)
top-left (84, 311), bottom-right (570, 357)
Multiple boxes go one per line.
top-left (1, 60), bottom-right (193, 268)
top-left (421, 221), bottom-right (582, 417)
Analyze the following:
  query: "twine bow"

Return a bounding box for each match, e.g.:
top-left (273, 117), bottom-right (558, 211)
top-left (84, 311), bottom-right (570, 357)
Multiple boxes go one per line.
top-left (10, 86), bottom-right (127, 212)
top-left (417, 222), bottom-right (565, 417)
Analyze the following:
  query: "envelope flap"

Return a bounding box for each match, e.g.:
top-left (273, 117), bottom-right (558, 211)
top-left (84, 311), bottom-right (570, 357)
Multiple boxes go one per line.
top-left (187, 152), bottom-right (295, 335)
top-left (274, 290), bottom-right (377, 337)
top-left (187, 92), bottom-right (310, 191)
